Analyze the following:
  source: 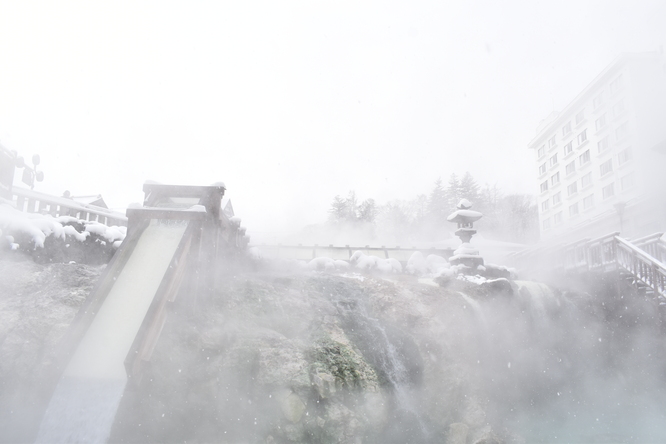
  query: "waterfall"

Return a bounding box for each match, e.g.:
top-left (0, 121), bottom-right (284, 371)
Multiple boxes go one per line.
top-left (333, 296), bottom-right (431, 443)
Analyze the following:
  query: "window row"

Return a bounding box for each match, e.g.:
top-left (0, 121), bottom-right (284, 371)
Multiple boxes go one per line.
top-left (542, 73), bottom-right (623, 164)
top-left (538, 128), bottom-right (588, 164)
top-left (542, 193), bottom-right (596, 229)
top-left (541, 145), bottom-right (634, 191)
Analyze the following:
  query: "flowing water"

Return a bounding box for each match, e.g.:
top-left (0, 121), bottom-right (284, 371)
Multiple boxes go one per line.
top-left (333, 294), bottom-right (432, 443)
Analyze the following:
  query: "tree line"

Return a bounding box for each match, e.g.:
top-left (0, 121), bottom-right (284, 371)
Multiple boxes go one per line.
top-left (327, 172), bottom-right (538, 244)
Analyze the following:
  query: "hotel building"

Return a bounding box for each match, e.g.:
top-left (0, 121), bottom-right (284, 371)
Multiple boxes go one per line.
top-left (528, 52), bottom-right (666, 243)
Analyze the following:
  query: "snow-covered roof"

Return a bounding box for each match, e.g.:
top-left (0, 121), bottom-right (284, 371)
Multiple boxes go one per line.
top-left (447, 209), bottom-right (483, 223)
top-left (71, 194), bottom-right (107, 208)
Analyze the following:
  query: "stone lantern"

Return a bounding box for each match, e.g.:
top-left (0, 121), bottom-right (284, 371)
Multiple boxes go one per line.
top-left (447, 198), bottom-right (484, 271)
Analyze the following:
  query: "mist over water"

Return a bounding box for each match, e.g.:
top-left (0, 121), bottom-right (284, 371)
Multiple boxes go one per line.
top-left (2, 244), bottom-right (666, 443)
top-left (35, 376), bottom-right (125, 444)
top-left (469, 280), bottom-right (666, 443)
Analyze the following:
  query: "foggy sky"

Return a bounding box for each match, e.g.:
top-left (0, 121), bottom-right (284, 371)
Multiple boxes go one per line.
top-left (1, 1), bottom-right (665, 242)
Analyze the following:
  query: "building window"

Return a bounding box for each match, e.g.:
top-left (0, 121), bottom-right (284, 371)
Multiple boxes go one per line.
top-left (621, 173), bottom-right (634, 190)
top-left (539, 163), bottom-right (547, 175)
top-left (576, 109), bottom-right (585, 125)
top-left (579, 149), bottom-right (591, 166)
top-left (543, 218), bottom-right (551, 230)
top-left (542, 200), bottom-right (549, 212)
top-left (563, 141), bottom-right (573, 156)
top-left (602, 183), bottom-right (615, 199)
top-left (562, 122), bottom-right (572, 137)
top-left (577, 129), bottom-right (588, 145)
top-left (595, 114), bottom-right (607, 131)
top-left (550, 153), bottom-right (558, 167)
top-left (613, 100), bottom-right (625, 117)
top-left (540, 181), bottom-right (549, 193)
top-left (567, 182), bottom-right (578, 196)
top-left (554, 211), bottom-right (563, 224)
top-left (593, 92), bottom-right (604, 109)
top-left (583, 194), bottom-right (594, 209)
top-left (552, 192), bottom-right (561, 205)
top-left (600, 159), bottom-right (613, 176)
top-left (616, 122), bottom-right (629, 140)
top-left (618, 147), bottom-right (632, 165)
top-left (549, 135), bottom-right (556, 148)
top-left (581, 172), bottom-right (593, 188)
top-left (597, 136), bottom-right (609, 153)
top-left (551, 172), bottom-right (560, 186)
top-left (566, 161), bottom-right (576, 176)
top-left (569, 203), bottom-right (579, 217)
top-left (538, 145), bottom-right (545, 158)
top-left (610, 74), bottom-right (623, 95)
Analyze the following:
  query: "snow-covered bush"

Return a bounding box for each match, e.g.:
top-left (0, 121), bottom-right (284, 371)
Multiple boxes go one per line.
top-left (0, 203), bottom-right (126, 264)
top-left (349, 251), bottom-right (402, 274)
top-left (406, 251), bottom-right (427, 275)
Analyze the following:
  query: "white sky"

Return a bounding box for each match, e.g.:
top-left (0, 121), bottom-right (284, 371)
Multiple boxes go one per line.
top-left (1, 1), bottom-right (665, 242)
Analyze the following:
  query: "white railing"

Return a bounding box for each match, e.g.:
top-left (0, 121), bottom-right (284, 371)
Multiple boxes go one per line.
top-left (630, 232), bottom-right (666, 264)
top-left (10, 186), bottom-right (127, 227)
top-left (615, 236), bottom-right (666, 297)
top-left (510, 231), bottom-right (666, 299)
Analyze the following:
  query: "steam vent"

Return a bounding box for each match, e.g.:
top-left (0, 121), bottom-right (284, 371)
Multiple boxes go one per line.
top-left (447, 198), bottom-right (484, 271)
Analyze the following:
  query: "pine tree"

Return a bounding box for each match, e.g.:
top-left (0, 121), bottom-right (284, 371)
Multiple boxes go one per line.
top-left (445, 173), bottom-right (461, 210)
top-left (459, 171), bottom-right (480, 205)
top-left (427, 178), bottom-right (447, 224)
top-left (358, 199), bottom-right (377, 223)
top-left (328, 195), bottom-right (348, 224)
top-left (345, 191), bottom-right (359, 223)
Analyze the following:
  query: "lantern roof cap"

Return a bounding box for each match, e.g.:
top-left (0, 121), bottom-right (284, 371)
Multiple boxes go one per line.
top-left (457, 198), bottom-right (473, 209)
top-left (447, 209), bottom-right (483, 223)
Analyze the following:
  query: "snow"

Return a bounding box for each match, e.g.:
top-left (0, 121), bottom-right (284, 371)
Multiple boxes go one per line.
top-left (406, 251), bottom-right (427, 275)
top-left (446, 209), bottom-right (483, 223)
top-left (343, 251), bottom-right (401, 274)
top-left (188, 204), bottom-right (207, 213)
top-left (0, 201), bottom-right (126, 249)
top-left (457, 198), bottom-right (473, 209)
top-left (426, 254), bottom-right (449, 274)
top-left (307, 257), bottom-right (336, 272)
top-left (63, 225), bottom-right (89, 242)
top-left (449, 242), bottom-right (483, 264)
top-left (334, 260), bottom-right (350, 270)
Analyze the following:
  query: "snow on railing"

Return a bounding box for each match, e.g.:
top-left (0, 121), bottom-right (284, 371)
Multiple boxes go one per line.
top-left (11, 186), bottom-right (127, 227)
top-left (511, 231), bottom-right (666, 299)
top-left (615, 236), bottom-right (666, 297)
top-left (630, 232), bottom-right (666, 264)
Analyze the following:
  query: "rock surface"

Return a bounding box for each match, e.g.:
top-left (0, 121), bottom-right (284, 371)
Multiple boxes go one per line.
top-left (2, 256), bottom-right (666, 443)
top-left (0, 254), bottom-right (103, 443)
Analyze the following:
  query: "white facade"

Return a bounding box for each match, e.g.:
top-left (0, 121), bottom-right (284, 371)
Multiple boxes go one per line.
top-left (529, 52), bottom-right (666, 243)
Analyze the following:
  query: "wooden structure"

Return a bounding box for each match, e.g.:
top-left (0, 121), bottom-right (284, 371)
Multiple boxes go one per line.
top-left (508, 231), bottom-right (666, 300)
top-left (252, 244), bottom-right (454, 264)
top-left (10, 186), bottom-right (128, 226)
top-left (35, 183), bottom-right (241, 443)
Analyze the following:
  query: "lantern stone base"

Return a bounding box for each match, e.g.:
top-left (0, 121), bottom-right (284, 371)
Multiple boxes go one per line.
top-left (448, 255), bottom-right (484, 273)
